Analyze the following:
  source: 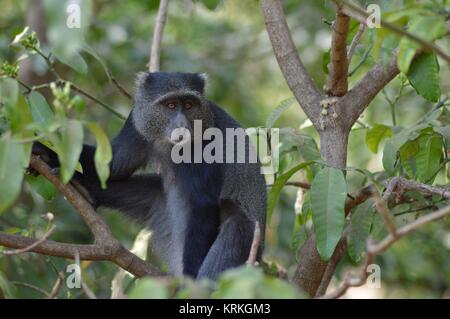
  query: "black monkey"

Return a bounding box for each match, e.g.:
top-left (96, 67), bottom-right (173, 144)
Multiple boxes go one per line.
top-left (33, 72), bottom-right (267, 280)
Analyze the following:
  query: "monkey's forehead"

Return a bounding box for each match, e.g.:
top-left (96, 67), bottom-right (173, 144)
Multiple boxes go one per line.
top-left (137, 72), bottom-right (206, 95)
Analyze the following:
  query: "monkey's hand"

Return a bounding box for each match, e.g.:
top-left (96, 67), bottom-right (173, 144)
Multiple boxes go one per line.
top-left (29, 142), bottom-right (61, 176)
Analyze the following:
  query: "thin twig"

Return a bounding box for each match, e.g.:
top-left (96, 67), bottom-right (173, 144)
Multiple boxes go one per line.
top-left (31, 46), bottom-right (126, 120)
top-left (335, 0), bottom-right (450, 64)
top-left (10, 281), bottom-right (51, 298)
top-left (149, 0), bottom-right (169, 72)
top-left (347, 22), bottom-right (365, 62)
top-left (106, 70), bottom-right (132, 100)
top-left (74, 251), bottom-right (98, 299)
top-left (48, 271), bottom-right (64, 299)
top-left (246, 222), bottom-right (261, 266)
top-left (69, 83), bottom-right (126, 120)
top-left (2, 225), bottom-right (56, 255)
top-left (373, 191), bottom-right (397, 237)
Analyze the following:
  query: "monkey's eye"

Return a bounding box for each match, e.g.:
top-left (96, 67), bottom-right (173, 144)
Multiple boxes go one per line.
top-left (165, 101), bottom-right (176, 109)
top-left (184, 101), bottom-right (193, 110)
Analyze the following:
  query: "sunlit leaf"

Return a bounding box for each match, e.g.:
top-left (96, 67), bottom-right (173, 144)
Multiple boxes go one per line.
top-left (0, 137), bottom-right (27, 213)
top-left (397, 16), bottom-right (447, 73)
top-left (310, 167), bottom-right (347, 261)
top-left (87, 122), bottom-right (112, 189)
top-left (415, 133), bottom-right (443, 182)
top-left (366, 124), bottom-right (393, 153)
top-left (407, 53), bottom-right (440, 102)
top-left (267, 161), bottom-right (315, 223)
top-left (27, 91), bottom-right (54, 126)
top-left (57, 119), bottom-right (84, 184)
top-left (128, 278), bottom-right (168, 299)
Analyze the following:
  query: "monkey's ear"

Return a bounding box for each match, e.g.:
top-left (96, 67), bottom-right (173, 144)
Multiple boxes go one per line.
top-left (194, 73), bottom-right (208, 94)
top-left (135, 72), bottom-right (152, 88)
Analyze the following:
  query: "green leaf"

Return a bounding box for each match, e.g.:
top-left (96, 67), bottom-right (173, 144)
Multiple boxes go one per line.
top-left (267, 161), bottom-right (315, 223)
top-left (310, 167), bottom-right (347, 261)
top-left (399, 140), bottom-right (420, 178)
top-left (415, 133), bottom-right (443, 182)
top-left (348, 201), bottom-right (374, 263)
top-left (213, 267), bottom-right (303, 299)
top-left (86, 122), bottom-right (112, 189)
top-left (407, 53), bottom-right (441, 102)
top-left (366, 124), bottom-right (393, 153)
top-left (0, 78), bottom-right (19, 108)
top-left (201, 0), bottom-right (221, 10)
top-left (0, 137), bottom-right (27, 213)
top-left (27, 91), bottom-right (54, 126)
top-left (53, 49), bottom-right (88, 74)
top-left (397, 16), bottom-right (447, 73)
top-left (433, 125), bottom-right (450, 148)
top-left (0, 271), bottom-right (13, 298)
top-left (382, 140), bottom-right (398, 176)
top-left (128, 278), bottom-right (168, 299)
top-left (266, 97), bottom-right (295, 129)
top-left (25, 174), bottom-right (56, 201)
top-left (56, 119), bottom-right (84, 184)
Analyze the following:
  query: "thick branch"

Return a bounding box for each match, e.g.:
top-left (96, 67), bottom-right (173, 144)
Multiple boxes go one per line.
top-left (0, 155), bottom-right (162, 278)
top-left (149, 0), bottom-right (169, 72)
top-left (325, 5), bottom-right (350, 96)
top-left (342, 52), bottom-right (399, 126)
top-left (261, 0), bottom-right (324, 125)
top-left (2, 225), bottom-right (56, 255)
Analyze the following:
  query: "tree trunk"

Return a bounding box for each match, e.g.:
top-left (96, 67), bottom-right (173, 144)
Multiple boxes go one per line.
top-left (293, 127), bottom-right (349, 296)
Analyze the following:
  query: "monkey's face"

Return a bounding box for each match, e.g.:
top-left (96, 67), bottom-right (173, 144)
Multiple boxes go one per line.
top-left (132, 93), bottom-right (214, 147)
top-left (131, 72), bottom-right (213, 150)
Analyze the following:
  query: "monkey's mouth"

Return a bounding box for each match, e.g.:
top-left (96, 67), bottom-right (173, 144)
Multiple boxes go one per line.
top-left (167, 127), bottom-right (192, 145)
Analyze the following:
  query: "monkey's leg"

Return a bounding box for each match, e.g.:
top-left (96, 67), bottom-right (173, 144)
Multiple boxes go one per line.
top-left (196, 214), bottom-right (254, 280)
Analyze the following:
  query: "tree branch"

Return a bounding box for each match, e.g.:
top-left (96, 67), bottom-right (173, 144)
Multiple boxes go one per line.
top-left (246, 222), bottom-right (261, 266)
top-left (261, 0), bottom-right (324, 126)
top-left (0, 155), bottom-right (162, 278)
top-left (342, 52), bottom-right (400, 126)
top-left (2, 225), bottom-right (56, 255)
top-left (321, 202), bottom-right (450, 298)
top-left (325, 3), bottom-right (350, 96)
top-left (347, 22), bottom-right (365, 62)
top-left (336, 0), bottom-right (450, 64)
top-left (148, 0), bottom-right (169, 72)
top-left (383, 176), bottom-right (450, 201)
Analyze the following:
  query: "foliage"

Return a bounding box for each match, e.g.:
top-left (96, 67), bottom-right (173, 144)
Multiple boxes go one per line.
top-left (0, 0), bottom-right (449, 299)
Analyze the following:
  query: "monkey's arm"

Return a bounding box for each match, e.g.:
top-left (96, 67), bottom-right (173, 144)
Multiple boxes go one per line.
top-left (32, 141), bottom-right (162, 220)
top-left (85, 174), bottom-right (163, 220)
top-left (108, 116), bottom-right (150, 180)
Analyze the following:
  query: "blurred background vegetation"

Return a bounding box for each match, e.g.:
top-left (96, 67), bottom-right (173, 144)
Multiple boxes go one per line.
top-left (0, 0), bottom-right (449, 298)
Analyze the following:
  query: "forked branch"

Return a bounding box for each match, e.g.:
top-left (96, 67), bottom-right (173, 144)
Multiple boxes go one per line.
top-left (0, 155), bottom-right (162, 278)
